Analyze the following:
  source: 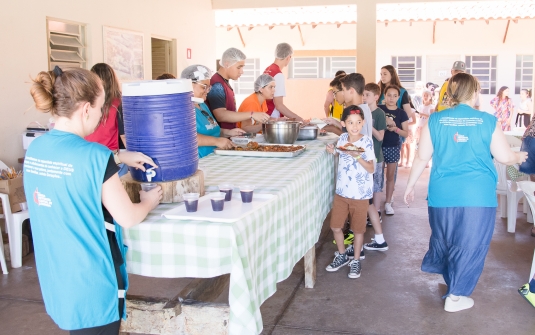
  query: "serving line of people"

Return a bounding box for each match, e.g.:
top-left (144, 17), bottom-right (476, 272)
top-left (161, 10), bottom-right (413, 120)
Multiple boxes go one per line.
top-left (19, 44), bottom-right (535, 335)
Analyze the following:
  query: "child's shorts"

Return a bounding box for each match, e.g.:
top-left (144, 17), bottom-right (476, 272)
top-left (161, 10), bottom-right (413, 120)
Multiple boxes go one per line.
top-left (373, 162), bottom-right (384, 193)
top-left (383, 146), bottom-right (400, 164)
top-left (331, 194), bottom-right (369, 234)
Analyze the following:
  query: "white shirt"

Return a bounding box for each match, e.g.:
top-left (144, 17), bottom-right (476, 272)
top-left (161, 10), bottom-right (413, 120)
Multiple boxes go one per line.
top-left (335, 133), bottom-right (375, 200)
top-left (271, 73), bottom-right (286, 118)
top-left (358, 103), bottom-right (373, 137)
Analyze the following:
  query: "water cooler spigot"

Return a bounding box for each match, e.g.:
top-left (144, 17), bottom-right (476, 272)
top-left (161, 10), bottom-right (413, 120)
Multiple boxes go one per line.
top-left (146, 168), bottom-right (156, 182)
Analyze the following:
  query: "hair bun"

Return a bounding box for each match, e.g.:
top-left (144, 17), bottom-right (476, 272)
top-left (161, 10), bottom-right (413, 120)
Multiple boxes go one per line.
top-left (30, 71), bottom-right (56, 113)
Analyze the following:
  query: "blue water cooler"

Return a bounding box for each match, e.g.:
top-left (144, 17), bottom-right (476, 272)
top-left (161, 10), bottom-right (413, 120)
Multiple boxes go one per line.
top-left (122, 80), bottom-right (198, 182)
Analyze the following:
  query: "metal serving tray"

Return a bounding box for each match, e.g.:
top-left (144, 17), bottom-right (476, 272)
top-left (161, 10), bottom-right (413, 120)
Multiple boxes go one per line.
top-left (214, 143), bottom-right (307, 158)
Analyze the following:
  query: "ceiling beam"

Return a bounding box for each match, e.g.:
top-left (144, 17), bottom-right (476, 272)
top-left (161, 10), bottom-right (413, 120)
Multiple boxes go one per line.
top-left (503, 19), bottom-right (510, 43)
top-left (297, 24), bottom-right (305, 46)
top-left (237, 27), bottom-right (245, 47)
top-left (212, 0), bottom-right (474, 10)
top-left (432, 21), bottom-right (436, 44)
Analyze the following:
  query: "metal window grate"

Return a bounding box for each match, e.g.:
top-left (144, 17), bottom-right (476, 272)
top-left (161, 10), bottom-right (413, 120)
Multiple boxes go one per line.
top-left (289, 57), bottom-right (356, 79)
top-left (465, 55), bottom-right (497, 95)
top-left (391, 56), bottom-right (422, 94)
top-left (515, 55), bottom-right (533, 94)
top-left (234, 58), bottom-right (260, 95)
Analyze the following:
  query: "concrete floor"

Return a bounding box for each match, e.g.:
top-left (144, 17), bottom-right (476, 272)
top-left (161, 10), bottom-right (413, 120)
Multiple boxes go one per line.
top-left (2, 168), bottom-right (535, 335)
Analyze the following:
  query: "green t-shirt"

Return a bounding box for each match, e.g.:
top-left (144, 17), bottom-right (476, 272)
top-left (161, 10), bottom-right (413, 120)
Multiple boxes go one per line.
top-left (371, 107), bottom-right (386, 163)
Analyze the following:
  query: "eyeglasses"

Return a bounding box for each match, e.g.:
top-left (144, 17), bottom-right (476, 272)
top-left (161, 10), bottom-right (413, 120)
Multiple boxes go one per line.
top-left (195, 82), bottom-right (211, 93)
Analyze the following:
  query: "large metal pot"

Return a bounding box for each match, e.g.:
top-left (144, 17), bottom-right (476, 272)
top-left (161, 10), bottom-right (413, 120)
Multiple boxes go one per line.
top-left (262, 121), bottom-right (301, 144)
top-left (297, 126), bottom-right (319, 140)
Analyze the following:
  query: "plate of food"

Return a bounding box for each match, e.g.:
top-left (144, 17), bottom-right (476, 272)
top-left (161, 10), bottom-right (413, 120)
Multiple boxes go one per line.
top-left (215, 141), bottom-right (306, 158)
top-left (337, 143), bottom-right (365, 152)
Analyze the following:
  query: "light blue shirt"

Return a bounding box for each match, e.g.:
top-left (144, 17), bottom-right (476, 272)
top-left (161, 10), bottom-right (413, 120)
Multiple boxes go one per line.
top-left (195, 102), bottom-right (221, 158)
top-left (427, 104), bottom-right (498, 207)
top-left (23, 130), bottom-right (127, 330)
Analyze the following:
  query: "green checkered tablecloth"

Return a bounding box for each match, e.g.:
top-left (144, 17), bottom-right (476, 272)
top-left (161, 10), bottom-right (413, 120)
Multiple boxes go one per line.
top-left (122, 145), bottom-right (335, 335)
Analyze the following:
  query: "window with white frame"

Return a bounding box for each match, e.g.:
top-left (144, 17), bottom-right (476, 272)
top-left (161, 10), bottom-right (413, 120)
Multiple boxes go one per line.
top-left (515, 55), bottom-right (533, 94)
top-left (233, 58), bottom-right (260, 94)
top-left (288, 57), bottom-right (356, 79)
top-left (391, 56), bottom-right (422, 93)
top-left (465, 55), bottom-right (497, 95)
top-left (47, 19), bottom-right (87, 70)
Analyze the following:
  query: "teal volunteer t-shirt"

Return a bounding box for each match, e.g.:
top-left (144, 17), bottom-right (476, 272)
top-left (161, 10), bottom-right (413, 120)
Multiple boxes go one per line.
top-left (427, 104), bottom-right (498, 207)
top-left (195, 102), bottom-right (221, 158)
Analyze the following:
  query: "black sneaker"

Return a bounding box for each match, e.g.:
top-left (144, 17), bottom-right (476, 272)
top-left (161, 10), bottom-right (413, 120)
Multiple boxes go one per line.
top-left (348, 259), bottom-right (361, 279)
top-left (364, 240), bottom-right (389, 251)
top-left (326, 253), bottom-right (350, 272)
top-left (333, 244), bottom-right (365, 260)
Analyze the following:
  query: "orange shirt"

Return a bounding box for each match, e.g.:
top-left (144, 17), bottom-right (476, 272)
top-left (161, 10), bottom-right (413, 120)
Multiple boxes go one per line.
top-left (237, 93), bottom-right (267, 128)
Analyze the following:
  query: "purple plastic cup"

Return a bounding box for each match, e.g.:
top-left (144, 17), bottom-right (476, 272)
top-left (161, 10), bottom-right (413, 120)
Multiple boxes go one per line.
top-left (183, 193), bottom-right (200, 212)
top-left (239, 185), bottom-right (255, 203)
top-left (210, 192), bottom-right (226, 211)
top-left (141, 183), bottom-right (158, 192)
top-left (219, 184), bottom-right (234, 201)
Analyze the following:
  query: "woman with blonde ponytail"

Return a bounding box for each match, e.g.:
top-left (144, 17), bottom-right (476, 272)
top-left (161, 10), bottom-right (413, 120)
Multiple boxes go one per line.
top-left (24, 67), bottom-right (162, 334)
top-left (404, 73), bottom-right (527, 313)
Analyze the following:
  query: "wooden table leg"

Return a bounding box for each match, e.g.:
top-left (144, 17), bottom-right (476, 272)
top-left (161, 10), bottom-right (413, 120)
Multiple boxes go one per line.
top-left (304, 246), bottom-right (316, 288)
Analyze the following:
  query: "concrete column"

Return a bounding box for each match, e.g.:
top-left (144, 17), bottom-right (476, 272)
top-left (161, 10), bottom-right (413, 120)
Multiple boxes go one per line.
top-left (356, 1), bottom-right (377, 83)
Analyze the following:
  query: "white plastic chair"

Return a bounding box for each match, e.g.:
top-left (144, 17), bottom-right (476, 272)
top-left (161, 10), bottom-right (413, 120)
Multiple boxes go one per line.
top-left (0, 193), bottom-right (29, 268)
top-left (516, 181), bottom-right (535, 281)
top-left (0, 224), bottom-right (7, 274)
top-left (495, 160), bottom-right (526, 233)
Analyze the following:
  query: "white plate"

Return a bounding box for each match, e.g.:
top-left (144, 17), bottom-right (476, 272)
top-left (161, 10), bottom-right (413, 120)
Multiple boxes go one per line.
top-left (161, 193), bottom-right (276, 223)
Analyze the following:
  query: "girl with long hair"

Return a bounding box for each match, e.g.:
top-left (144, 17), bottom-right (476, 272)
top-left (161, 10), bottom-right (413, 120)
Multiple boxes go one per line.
top-left (85, 63), bottom-right (151, 175)
top-left (490, 86), bottom-right (515, 131)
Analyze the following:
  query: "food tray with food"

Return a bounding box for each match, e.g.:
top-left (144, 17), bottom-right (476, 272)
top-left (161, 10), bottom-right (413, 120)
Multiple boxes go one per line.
top-left (214, 141), bottom-right (306, 158)
top-left (337, 143), bottom-right (365, 152)
top-left (161, 193), bottom-right (276, 223)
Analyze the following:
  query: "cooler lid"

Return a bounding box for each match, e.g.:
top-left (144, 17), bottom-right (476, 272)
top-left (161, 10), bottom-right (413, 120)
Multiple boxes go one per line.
top-left (122, 79), bottom-right (193, 96)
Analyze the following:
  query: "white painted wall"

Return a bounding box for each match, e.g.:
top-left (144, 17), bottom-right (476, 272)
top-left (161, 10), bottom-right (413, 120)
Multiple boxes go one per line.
top-left (216, 19), bottom-right (535, 120)
top-left (0, 0), bottom-right (216, 168)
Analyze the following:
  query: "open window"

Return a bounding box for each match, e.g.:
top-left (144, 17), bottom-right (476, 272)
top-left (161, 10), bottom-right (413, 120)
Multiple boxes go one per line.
top-left (47, 18), bottom-right (86, 70)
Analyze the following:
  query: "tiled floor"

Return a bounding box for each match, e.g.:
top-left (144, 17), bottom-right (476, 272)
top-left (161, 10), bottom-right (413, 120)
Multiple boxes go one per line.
top-left (2, 168), bottom-right (535, 334)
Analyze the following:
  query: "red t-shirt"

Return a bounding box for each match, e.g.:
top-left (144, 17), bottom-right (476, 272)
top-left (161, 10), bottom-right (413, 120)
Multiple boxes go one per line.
top-left (85, 98), bottom-right (120, 150)
top-left (263, 63), bottom-right (283, 116)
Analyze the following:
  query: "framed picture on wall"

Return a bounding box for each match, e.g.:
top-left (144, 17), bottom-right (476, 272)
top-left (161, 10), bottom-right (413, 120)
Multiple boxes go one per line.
top-left (103, 26), bottom-right (144, 81)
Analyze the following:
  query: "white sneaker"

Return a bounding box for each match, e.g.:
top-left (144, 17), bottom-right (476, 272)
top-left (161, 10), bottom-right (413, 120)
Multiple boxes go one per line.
top-left (385, 202), bottom-right (394, 215)
top-left (444, 295), bottom-right (474, 312)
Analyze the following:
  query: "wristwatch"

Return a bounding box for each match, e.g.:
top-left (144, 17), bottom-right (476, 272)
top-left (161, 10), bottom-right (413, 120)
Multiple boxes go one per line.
top-left (113, 150), bottom-right (121, 165)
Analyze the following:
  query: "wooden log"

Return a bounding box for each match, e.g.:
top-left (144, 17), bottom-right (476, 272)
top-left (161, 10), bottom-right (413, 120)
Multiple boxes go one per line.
top-left (304, 246), bottom-right (316, 288)
top-left (120, 169), bottom-right (204, 204)
top-left (165, 274), bottom-right (230, 308)
top-left (120, 295), bottom-right (229, 335)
